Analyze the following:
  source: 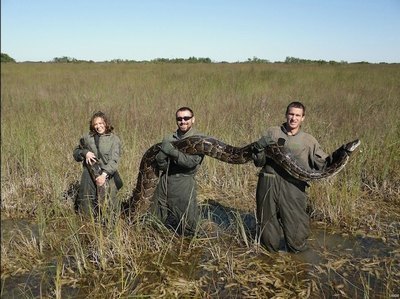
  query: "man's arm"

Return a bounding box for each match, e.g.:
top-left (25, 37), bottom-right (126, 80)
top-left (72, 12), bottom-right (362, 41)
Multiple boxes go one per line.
top-left (160, 138), bottom-right (202, 168)
top-left (252, 135), bottom-right (276, 167)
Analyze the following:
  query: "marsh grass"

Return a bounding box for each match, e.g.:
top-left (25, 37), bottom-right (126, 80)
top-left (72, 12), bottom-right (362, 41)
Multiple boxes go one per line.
top-left (1, 63), bottom-right (399, 297)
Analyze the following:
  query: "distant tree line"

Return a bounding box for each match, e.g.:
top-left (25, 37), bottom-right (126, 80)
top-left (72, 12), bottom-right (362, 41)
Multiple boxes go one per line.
top-left (246, 56), bottom-right (271, 63)
top-left (1, 52), bottom-right (392, 65)
top-left (152, 56), bottom-right (212, 63)
top-left (51, 56), bottom-right (95, 63)
top-left (284, 56), bottom-right (349, 65)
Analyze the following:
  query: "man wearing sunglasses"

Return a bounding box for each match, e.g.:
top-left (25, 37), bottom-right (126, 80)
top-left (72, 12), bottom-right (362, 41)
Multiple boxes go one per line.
top-left (151, 106), bottom-right (205, 235)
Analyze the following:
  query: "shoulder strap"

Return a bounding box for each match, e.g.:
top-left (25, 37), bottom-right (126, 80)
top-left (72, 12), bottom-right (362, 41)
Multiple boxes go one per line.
top-left (94, 134), bottom-right (105, 163)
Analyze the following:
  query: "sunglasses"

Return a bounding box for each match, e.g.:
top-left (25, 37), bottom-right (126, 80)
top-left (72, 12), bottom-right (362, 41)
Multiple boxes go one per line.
top-left (176, 116), bottom-right (193, 122)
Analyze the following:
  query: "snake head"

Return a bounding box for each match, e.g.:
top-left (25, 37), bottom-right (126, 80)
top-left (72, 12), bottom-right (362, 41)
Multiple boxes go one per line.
top-left (344, 139), bottom-right (361, 154)
top-left (91, 160), bottom-right (103, 177)
top-left (277, 138), bottom-right (286, 146)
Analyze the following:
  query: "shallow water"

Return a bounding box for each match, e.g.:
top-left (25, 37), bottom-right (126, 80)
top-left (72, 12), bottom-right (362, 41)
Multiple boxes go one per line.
top-left (1, 218), bottom-right (87, 298)
top-left (1, 205), bottom-right (399, 298)
top-left (1, 218), bottom-right (39, 241)
top-left (201, 200), bottom-right (399, 297)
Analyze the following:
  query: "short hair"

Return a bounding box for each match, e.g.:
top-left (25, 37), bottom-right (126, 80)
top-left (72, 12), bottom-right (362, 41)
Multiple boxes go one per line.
top-left (175, 106), bottom-right (194, 117)
top-left (89, 111), bottom-right (114, 134)
top-left (286, 101), bottom-right (305, 116)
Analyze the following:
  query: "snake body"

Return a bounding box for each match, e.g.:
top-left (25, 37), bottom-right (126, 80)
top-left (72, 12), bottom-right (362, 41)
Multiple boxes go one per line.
top-left (86, 159), bottom-right (107, 201)
top-left (124, 136), bottom-right (360, 213)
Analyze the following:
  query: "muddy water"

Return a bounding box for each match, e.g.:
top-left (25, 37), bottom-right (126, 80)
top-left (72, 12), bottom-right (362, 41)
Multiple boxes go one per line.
top-left (1, 218), bottom-right (87, 298)
top-left (1, 207), bottom-right (399, 298)
top-left (202, 200), bottom-right (399, 297)
top-left (294, 226), bottom-right (399, 297)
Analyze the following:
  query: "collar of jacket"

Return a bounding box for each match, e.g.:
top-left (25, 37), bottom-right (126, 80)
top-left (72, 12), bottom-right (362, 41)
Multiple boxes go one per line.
top-left (174, 128), bottom-right (197, 140)
top-left (89, 132), bottom-right (113, 137)
top-left (280, 123), bottom-right (302, 136)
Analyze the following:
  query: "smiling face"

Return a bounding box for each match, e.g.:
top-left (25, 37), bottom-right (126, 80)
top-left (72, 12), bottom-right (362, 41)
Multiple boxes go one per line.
top-left (93, 117), bottom-right (106, 135)
top-left (176, 109), bottom-right (195, 134)
top-left (285, 107), bottom-right (305, 135)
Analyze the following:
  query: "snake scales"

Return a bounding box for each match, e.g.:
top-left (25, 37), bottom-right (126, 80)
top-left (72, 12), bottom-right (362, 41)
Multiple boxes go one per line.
top-left (86, 158), bottom-right (107, 201)
top-left (121, 136), bottom-right (360, 214)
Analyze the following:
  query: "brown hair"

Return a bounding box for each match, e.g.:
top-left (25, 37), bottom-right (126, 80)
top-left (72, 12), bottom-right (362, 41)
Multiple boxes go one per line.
top-left (175, 106), bottom-right (194, 118)
top-left (286, 101), bottom-right (305, 116)
top-left (89, 111), bottom-right (114, 134)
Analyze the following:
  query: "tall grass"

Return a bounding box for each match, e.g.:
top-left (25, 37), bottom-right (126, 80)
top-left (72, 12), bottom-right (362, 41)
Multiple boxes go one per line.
top-left (3, 63), bottom-right (398, 220)
top-left (1, 62), bottom-right (399, 297)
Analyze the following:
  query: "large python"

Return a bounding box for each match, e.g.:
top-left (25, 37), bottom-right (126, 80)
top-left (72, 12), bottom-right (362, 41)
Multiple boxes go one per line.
top-left (86, 158), bottom-right (107, 201)
top-left (122, 136), bottom-right (360, 214)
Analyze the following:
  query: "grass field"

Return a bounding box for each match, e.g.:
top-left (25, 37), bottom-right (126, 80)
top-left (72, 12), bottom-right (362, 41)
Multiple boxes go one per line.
top-left (1, 62), bottom-right (399, 297)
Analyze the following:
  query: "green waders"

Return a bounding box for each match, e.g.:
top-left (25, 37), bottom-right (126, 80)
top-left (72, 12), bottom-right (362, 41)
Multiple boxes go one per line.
top-left (76, 166), bottom-right (119, 223)
top-left (151, 173), bottom-right (199, 235)
top-left (256, 170), bottom-right (309, 252)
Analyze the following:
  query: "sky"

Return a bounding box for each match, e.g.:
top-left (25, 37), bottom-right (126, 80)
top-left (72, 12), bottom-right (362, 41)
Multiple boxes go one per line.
top-left (1, 0), bottom-right (399, 63)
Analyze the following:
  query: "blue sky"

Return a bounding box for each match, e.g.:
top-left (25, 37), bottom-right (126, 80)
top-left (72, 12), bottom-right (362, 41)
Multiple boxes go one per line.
top-left (2, 0), bottom-right (399, 63)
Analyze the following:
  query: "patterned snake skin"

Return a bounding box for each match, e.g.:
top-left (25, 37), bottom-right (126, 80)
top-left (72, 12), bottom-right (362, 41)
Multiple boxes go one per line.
top-left (122, 136), bottom-right (360, 214)
top-left (86, 158), bottom-right (107, 201)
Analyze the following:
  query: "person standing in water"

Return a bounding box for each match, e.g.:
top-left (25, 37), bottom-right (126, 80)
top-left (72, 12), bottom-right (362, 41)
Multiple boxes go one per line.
top-left (73, 111), bottom-right (122, 222)
top-left (252, 101), bottom-right (331, 252)
top-left (151, 107), bottom-right (205, 235)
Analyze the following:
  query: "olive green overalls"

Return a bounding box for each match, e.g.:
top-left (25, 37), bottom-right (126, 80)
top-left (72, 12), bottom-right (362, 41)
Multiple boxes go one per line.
top-left (151, 129), bottom-right (204, 235)
top-left (253, 125), bottom-right (328, 252)
top-left (73, 132), bottom-right (122, 221)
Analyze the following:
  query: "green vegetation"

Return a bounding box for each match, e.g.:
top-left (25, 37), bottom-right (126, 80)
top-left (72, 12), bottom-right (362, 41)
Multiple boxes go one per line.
top-left (51, 56), bottom-right (95, 63)
top-left (4, 50), bottom-right (395, 64)
top-left (1, 53), bottom-right (16, 63)
top-left (1, 63), bottom-right (399, 297)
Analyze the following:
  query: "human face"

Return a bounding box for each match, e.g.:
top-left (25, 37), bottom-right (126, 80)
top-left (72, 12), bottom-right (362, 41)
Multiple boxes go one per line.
top-left (285, 107), bottom-right (305, 134)
top-left (176, 110), bottom-right (194, 133)
top-left (93, 117), bottom-right (106, 135)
